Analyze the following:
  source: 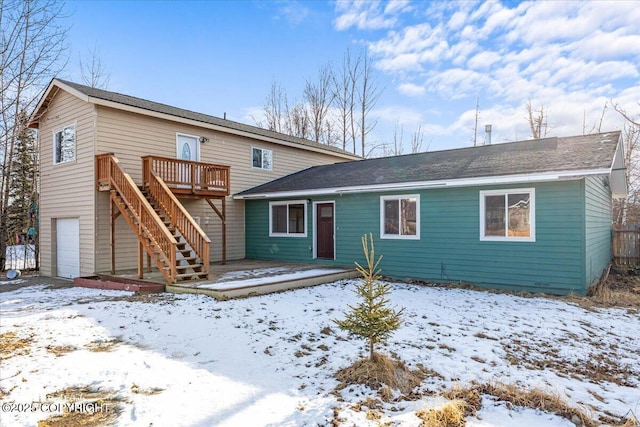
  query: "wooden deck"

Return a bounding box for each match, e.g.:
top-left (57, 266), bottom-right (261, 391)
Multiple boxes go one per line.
top-left (90, 260), bottom-right (359, 299)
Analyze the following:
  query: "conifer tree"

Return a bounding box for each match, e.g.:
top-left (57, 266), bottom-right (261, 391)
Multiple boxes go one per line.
top-left (6, 110), bottom-right (38, 267)
top-left (335, 233), bottom-right (404, 361)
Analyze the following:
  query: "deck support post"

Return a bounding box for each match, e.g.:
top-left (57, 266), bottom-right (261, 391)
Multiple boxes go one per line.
top-left (109, 194), bottom-right (121, 275)
top-left (137, 241), bottom-right (144, 279)
top-left (206, 197), bottom-right (226, 265)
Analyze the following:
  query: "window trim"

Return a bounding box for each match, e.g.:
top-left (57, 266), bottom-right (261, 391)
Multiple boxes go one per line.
top-left (53, 123), bottom-right (76, 165)
top-left (252, 146), bottom-right (273, 171)
top-left (379, 194), bottom-right (420, 240)
top-left (480, 188), bottom-right (536, 242)
top-left (269, 200), bottom-right (308, 237)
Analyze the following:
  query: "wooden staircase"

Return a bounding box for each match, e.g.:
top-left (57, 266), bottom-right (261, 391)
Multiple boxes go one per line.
top-left (96, 153), bottom-right (210, 283)
top-left (141, 188), bottom-right (208, 281)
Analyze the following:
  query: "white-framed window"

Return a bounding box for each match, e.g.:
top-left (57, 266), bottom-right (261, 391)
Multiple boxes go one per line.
top-left (252, 147), bottom-right (272, 170)
top-left (380, 195), bottom-right (420, 239)
top-left (269, 200), bottom-right (307, 237)
top-left (480, 188), bottom-right (535, 242)
top-left (53, 124), bottom-right (76, 164)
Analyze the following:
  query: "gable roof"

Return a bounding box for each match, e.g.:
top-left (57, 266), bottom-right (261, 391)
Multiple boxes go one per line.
top-left (29, 79), bottom-right (359, 160)
top-left (235, 131), bottom-right (626, 199)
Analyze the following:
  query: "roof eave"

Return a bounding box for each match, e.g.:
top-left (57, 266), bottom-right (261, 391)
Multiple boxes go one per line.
top-left (609, 133), bottom-right (628, 199)
top-left (233, 168), bottom-right (612, 200)
top-left (28, 79), bottom-right (89, 128)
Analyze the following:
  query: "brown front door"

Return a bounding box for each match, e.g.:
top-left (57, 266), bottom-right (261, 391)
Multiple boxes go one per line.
top-left (316, 203), bottom-right (334, 259)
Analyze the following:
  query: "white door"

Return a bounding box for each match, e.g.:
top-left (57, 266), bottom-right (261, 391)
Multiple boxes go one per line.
top-left (177, 134), bottom-right (198, 161)
top-left (176, 134), bottom-right (199, 186)
top-left (56, 218), bottom-right (80, 279)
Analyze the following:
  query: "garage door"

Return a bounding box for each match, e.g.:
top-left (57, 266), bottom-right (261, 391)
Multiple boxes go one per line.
top-left (56, 218), bottom-right (79, 278)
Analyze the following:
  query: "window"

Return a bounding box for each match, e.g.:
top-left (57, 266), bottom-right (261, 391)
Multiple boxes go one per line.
top-left (269, 201), bottom-right (307, 237)
top-left (380, 195), bottom-right (420, 239)
top-left (480, 189), bottom-right (535, 241)
top-left (252, 147), bottom-right (272, 170)
top-left (54, 124), bottom-right (76, 164)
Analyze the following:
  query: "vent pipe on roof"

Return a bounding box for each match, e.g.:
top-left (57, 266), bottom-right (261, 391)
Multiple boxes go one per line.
top-left (484, 124), bottom-right (492, 145)
top-left (224, 112), bottom-right (227, 120)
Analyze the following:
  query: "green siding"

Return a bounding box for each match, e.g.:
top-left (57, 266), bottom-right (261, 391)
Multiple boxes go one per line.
top-left (245, 178), bottom-right (612, 296)
top-left (584, 176), bottom-right (613, 290)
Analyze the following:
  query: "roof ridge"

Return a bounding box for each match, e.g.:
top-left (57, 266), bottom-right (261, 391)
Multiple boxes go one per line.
top-left (53, 78), bottom-right (358, 158)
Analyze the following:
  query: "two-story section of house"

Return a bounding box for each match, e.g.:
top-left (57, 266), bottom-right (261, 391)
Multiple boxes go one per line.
top-left (29, 79), bottom-right (359, 282)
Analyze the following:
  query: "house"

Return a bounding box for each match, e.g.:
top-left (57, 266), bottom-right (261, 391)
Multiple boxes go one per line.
top-left (235, 132), bottom-right (627, 296)
top-left (29, 79), bottom-right (359, 282)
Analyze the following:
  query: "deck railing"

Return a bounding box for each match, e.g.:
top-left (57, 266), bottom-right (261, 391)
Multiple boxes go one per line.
top-left (96, 153), bottom-right (178, 282)
top-left (142, 155), bottom-right (230, 196)
top-left (143, 157), bottom-right (210, 276)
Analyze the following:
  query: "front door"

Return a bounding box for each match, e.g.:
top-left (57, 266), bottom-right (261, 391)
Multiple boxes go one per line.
top-left (316, 203), bottom-right (334, 259)
top-left (176, 134), bottom-right (199, 186)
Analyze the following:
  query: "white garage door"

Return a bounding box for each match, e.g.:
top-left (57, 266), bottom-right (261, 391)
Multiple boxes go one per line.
top-left (56, 218), bottom-right (80, 279)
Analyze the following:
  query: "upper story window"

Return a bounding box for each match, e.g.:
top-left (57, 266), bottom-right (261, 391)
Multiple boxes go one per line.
top-left (480, 189), bottom-right (535, 242)
top-left (54, 124), bottom-right (76, 164)
top-left (252, 147), bottom-right (272, 170)
top-left (269, 200), bottom-right (307, 237)
top-left (380, 195), bottom-right (420, 239)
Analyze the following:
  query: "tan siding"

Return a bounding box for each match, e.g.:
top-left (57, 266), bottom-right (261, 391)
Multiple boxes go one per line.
top-left (38, 91), bottom-right (96, 277)
top-left (94, 105), bottom-right (349, 268)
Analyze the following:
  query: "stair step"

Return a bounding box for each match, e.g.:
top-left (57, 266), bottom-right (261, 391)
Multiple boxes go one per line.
top-left (175, 272), bottom-right (208, 281)
top-left (176, 264), bottom-right (204, 271)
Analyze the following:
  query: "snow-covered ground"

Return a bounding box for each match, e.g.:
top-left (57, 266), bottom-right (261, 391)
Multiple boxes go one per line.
top-left (1, 279), bottom-right (638, 426)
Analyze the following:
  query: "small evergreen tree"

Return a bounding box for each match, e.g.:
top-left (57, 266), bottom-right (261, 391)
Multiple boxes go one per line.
top-left (335, 233), bottom-right (404, 361)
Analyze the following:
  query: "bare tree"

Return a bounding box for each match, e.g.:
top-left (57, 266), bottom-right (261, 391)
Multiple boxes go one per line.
top-left (304, 64), bottom-right (334, 144)
top-left (388, 118), bottom-right (403, 156)
top-left (526, 99), bottom-right (550, 139)
top-left (256, 80), bottom-right (286, 133)
top-left (1, 0), bottom-right (68, 270)
top-left (612, 102), bottom-right (640, 224)
top-left (582, 102), bottom-right (608, 135)
top-left (284, 99), bottom-right (310, 140)
top-left (332, 49), bottom-right (359, 152)
top-left (357, 50), bottom-right (381, 158)
top-left (79, 43), bottom-right (110, 89)
top-left (472, 98), bottom-right (480, 146)
top-left (410, 125), bottom-right (424, 153)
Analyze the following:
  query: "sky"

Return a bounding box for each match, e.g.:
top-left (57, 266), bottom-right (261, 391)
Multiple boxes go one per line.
top-left (59, 0), bottom-right (640, 154)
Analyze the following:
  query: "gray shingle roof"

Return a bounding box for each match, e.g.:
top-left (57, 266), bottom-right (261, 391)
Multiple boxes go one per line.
top-left (236, 131), bottom-right (622, 197)
top-left (54, 79), bottom-right (356, 158)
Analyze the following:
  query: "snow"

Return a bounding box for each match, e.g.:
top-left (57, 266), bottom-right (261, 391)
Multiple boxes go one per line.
top-left (200, 268), bottom-right (348, 290)
top-left (1, 280), bottom-right (638, 426)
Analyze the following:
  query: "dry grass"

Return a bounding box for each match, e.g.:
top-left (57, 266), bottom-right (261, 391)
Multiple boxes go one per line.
top-left (442, 385), bottom-right (482, 416)
top-left (38, 385), bottom-right (126, 427)
top-left (441, 382), bottom-right (597, 427)
top-left (130, 384), bottom-right (164, 395)
top-left (335, 353), bottom-right (425, 395)
top-left (416, 400), bottom-right (467, 427)
top-left (588, 282), bottom-right (640, 307)
top-left (0, 331), bottom-right (32, 360)
top-left (618, 416), bottom-right (639, 427)
top-left (84, 338), bottom-right (122, 352)
top-left (46, 345), bottom-right (76, 357)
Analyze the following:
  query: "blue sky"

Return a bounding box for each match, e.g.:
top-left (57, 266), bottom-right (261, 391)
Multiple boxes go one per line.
top-left (61, 0), bottom-right (640, 154)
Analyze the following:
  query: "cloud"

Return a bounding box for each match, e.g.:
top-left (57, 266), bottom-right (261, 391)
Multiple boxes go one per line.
top-left (333, 0), bottom-right (398, 31)
top-left (397, 82), bottom-right (425, 97)
top-left (279, 1), bottom-right (310, 26)
top-left (466, 51), bottom-right (501, 70)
